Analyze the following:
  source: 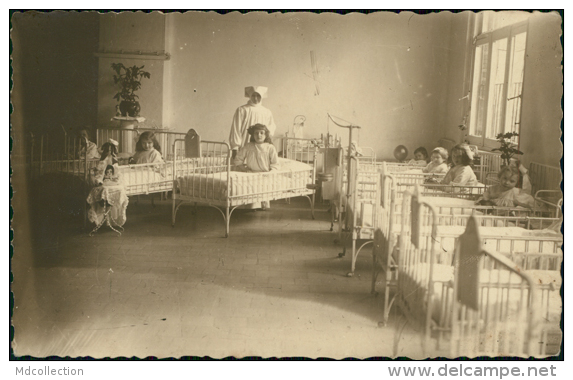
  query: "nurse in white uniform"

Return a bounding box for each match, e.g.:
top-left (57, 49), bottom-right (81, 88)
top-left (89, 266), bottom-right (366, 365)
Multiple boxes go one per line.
top-left (229, 86), bottom-right (277, 158)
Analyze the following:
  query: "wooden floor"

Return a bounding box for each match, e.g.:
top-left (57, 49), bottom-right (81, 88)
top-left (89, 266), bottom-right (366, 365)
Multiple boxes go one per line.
top-left (12, 182), bottom-right (427, 359)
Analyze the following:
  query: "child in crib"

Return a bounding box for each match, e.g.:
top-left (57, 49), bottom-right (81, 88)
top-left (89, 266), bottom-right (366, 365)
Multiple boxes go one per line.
top-left (233, 123), bottom-right (280, 172)
top-left (408, 147), bottom-right (429, 165)
top-left (422, 147), bottom-right (449, 174)
top-left (233, 123), bottom-right (279, 210)
top-left (130, 131), bottom-right (164, 164)
top-left (77, 128), bottom-right (100, 160)
top-left (476, 165), bottom-right (535, 208)
top-left (439, 143), bottom-right (478, 186)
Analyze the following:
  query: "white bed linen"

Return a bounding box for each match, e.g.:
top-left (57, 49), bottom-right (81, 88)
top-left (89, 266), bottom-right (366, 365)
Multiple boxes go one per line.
top-left (176, 158), bottom-right (312, 201)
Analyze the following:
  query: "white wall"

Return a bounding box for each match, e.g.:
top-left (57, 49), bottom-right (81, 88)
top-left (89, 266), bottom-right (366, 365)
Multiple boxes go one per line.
top-left (164, 11), bottom-right (455, 160)
top-left (97, 12), bottom-right (166, 128)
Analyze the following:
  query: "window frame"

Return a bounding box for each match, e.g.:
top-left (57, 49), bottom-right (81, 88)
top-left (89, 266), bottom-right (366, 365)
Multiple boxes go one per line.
top-left (466, 20), bottom-right (529, 150)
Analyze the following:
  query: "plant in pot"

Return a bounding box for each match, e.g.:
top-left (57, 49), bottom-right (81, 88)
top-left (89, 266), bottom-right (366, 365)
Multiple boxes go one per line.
top-left (111, 63), bottom-right (151, 117)
top-left (492, 131), bottom-right (523, 166)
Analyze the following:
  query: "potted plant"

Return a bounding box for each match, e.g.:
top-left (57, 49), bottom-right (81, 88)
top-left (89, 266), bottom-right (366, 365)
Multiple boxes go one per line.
top-left (111, 63), bottom-right (151, 117)
top-left (492, 131), bottom-right (524, 166)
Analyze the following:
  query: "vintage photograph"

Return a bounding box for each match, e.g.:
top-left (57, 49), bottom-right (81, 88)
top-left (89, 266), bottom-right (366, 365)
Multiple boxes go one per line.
top-left (10, 10), bottom-right (563, 359)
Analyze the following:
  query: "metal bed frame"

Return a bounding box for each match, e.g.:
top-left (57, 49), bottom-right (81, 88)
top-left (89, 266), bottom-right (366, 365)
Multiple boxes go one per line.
top-left (171, 130), bottom-right (317, 237)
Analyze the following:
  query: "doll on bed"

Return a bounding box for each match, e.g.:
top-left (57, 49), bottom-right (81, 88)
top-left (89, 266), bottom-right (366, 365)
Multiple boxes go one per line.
top-left (476, 165), bottom-right (535, 208)
top-left (88, 139), bottom-right (120, 187)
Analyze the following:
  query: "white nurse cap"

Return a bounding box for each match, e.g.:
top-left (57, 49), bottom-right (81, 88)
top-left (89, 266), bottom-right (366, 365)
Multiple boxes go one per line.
top-left (245, 86), bottom-right (268, 98)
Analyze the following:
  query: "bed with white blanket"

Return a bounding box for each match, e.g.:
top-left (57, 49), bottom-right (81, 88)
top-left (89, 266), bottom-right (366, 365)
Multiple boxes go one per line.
top-left (171, 135), bottom-right (316, 237)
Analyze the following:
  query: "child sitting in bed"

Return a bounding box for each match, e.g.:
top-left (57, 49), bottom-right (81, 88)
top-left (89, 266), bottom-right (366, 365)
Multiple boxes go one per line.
top-left (439, 143), bottom-right (478, 186)
top-left (77, 128), bottom-right (100, 160)
top-left (233, 123), bottom-right (280, 172)
top-left (233, 123), bottom-right (279, 210)
top-left (476, 165), bottom-right (535, 208)
top-left (130, 132), bottom-right (164, 164)
top-left (407, 147), bottom-right (429, 165)
top-left (422, 147), bottom-right (449, 174)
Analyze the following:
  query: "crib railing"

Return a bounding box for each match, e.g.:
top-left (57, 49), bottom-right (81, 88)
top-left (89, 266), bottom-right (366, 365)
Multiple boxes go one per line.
top-left (473, 150), bottom-right (502, 183)
top-left (29, 132), bottom-right (94, 182)
top-left (392, 188), bottom-right (561, 356)
top-left (280, 135), bottom-right (322, 166)
top-left (97, 128), bottom-right (187, 161)
top-left (448, 216), bottom-right (560, 357)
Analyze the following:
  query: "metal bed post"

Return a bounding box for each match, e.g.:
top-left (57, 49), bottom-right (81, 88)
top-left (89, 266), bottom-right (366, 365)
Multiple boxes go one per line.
top-left (81, 136), bottom-right (89, 229)
top-left (327, 114), bottom-right (362, 260)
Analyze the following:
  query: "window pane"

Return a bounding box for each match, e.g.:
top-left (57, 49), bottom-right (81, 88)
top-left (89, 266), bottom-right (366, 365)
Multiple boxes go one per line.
top-left (485, 37), bottom-right (508, 139)
top-left (504, 31), bottom-right (526, 138)
top-left (469, 44), bottom-right (487, 137)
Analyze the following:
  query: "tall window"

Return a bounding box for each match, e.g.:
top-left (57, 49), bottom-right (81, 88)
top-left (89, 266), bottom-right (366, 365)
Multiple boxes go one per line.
top-left (467, 13), bottom-right (529, 148)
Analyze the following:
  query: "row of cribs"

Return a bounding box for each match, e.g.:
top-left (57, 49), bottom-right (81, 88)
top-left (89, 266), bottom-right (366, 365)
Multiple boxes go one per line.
top-left (291, 137), bottom-right (563, 357)
top-left (361, 161), bottom-right (562, 357)
top-left (27, 128), bottom-right (191, 227)
top-left (331, 146), bottom-right (562, 275)
top-left (384, 185), bottom-right (561, 357)
top-left (27, 129), bottom-right (319, 236)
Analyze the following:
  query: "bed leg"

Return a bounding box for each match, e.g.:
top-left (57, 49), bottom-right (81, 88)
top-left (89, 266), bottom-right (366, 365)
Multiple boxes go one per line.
top-left (311, 192), bottom-right (315, 219)
top-left (346, 236), bottom-right (357, 277)
top-left (392, 318), bottom-right (409, 355)
top-left (338, 241), bottom-right (346, 258)
top-left (225, 204), bottom-right (230, 238)
top-left (381, 289), bottom-right (398, 327)
top-left (371, 265), bottom-right (378, 295)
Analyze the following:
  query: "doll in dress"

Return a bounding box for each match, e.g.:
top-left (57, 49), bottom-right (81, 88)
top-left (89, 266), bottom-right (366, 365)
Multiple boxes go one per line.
top-left (102, 165), bottom-right (120, 185)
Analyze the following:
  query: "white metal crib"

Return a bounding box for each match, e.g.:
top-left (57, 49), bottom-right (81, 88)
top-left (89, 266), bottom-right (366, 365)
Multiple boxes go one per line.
top-left (390, 187), bottom-right (561, 357)
top-left (172, 130), bottom-right (317, 237)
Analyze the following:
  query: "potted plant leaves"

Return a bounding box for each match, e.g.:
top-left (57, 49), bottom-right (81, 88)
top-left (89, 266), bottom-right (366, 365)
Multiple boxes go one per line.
top-left (111, 63), bottom-right (151, 117)
top-left (492, 131), bottom-right (524, 166)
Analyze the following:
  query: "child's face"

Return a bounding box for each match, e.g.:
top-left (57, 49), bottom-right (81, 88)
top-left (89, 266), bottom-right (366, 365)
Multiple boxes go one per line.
top-left (142, 140), bottom-right (154, 151)
top-left (253, 130), bottom-right (266, 143)
top-left (451, 149), bottom-right (463, 165)
top-left (105, 168), bottom-right (113, 176)
top-left (499, 172), bottom-right (519, 190)
top-left (430, 153), bottom-right (444, 165)
top-left (414, 151), bottom-right (427, 161)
